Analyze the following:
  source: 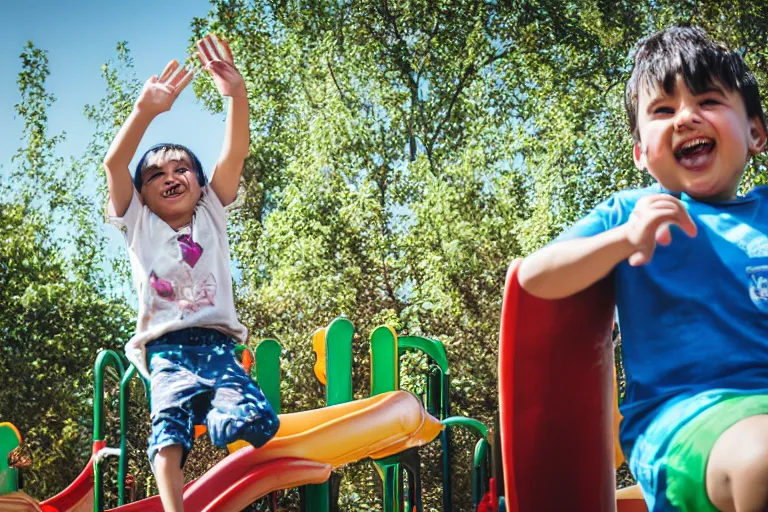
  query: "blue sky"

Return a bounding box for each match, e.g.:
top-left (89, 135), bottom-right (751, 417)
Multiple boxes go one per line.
top-left (0, 0), bottom-right (225, 182)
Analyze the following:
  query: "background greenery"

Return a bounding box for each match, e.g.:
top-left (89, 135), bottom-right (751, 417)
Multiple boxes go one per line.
top-left (3, 1), bottom-right (768, 510)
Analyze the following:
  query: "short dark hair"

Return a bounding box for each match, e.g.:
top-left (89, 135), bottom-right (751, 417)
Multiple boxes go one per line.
top-left (625, 26), bottom-right (766, 143)
top-left (133, 143), bottom-right (207, 193)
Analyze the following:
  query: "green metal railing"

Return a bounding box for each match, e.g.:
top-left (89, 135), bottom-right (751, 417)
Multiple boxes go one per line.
top-left (93, 349), bottom-right (127, 511)
top-left (398, 335), bottom-right (453, 510)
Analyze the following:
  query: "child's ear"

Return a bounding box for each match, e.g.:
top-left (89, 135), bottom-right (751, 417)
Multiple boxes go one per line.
top-left (748, 117), bottom-right (767, 156)
top-left (633, 143), bottom-right (647, 170)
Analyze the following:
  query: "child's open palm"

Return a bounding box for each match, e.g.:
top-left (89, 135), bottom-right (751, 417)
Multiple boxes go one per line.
top-left (135, 60), bottom-right (195, 115)
top-left (197, 34), bottom-right (246, 98)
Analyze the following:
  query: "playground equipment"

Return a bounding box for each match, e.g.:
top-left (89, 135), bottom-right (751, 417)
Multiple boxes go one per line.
top-left (303, 316), bottom-right (494, 511)
top-left (0, 335), bottom-right (443, 512)
top-left (369, 325), bottom-right (493, 512)
top-left (498, 259), bottom-right (647, 512)
top-left (2, 312), bottom-right (500, 511)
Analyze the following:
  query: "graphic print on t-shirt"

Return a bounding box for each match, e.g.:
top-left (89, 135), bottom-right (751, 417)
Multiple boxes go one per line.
top-left (147, 234), bottom-right (216, 321)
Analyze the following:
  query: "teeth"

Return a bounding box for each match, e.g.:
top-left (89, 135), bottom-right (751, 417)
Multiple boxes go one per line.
top-left (680, 138), bottom-right (711, 151)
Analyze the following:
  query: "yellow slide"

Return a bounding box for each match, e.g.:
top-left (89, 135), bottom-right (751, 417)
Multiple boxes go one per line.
top-left (186, 390), bottom-right (443, 501)
top-left (2, 390), bottom-right (442, 511)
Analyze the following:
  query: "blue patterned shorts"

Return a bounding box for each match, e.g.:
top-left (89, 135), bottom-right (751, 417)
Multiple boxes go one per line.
top-left (145, 328), bottom-right (280, 467)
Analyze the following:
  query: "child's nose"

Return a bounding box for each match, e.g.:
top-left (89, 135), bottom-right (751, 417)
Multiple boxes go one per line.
top-left (674, 105), bottom-right (702, 131)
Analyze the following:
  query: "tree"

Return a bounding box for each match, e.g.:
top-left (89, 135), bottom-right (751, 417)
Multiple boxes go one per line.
top-left (0, 43), bottom-right (134, 501)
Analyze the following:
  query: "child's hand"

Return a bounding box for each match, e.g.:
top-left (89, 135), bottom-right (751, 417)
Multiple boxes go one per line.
top-left (197, 34), bottom-right (246, 98)
top-left (135, 60), bottom-right (195, 116)
top-left (623, 194), bottom-right (697, 266)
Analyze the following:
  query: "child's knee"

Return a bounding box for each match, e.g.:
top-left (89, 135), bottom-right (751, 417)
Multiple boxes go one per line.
top-left (708, 415), bottom-right (768, 510)
top-left (208, 403), bottom-right (280, 448)
top-left (240, 409), bottom-right (280, 447)
top-left (149, 443), bottom-right (188, 475)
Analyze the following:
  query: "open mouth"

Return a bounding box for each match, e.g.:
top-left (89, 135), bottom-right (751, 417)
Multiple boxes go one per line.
top-left (162, 185), bottom-right (183, 198)
top-left (674, 138), bottom-right (715, 169)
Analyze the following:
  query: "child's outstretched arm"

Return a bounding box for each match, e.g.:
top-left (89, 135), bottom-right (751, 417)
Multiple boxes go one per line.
top-left (519, 194), bottom-right (697, 299)
top-left (103, 61), bottom-right (195, 216)
top-left (197, 35), bottom-right (249, 207)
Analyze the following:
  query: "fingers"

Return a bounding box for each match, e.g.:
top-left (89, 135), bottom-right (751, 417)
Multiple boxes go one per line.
top-left (158, 60), bottom-right (179, 83)
top-left (197, 37), bottom-right (214, 66)
top-left (677, 208), bottom-right (698, 238)
top-left (637, 194), bottom-right (697, 238)
top-left (627, 194), bottom-right (698, 266)
top-left (217, 37), bottom-right (234, 63)
top-left (196, 34), bottom-right (234, 67)
top-left (172, 66), bottom-right (196, 95)
top-left (629, 250), bottom-right (650, 267)
top-left (655, 223), bottom-right (672, 246)
top-left (206, 59), bottom-right (237, 77)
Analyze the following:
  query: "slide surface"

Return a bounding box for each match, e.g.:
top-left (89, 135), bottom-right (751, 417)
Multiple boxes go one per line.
top-left (33, 390), bottom-right (441, 511)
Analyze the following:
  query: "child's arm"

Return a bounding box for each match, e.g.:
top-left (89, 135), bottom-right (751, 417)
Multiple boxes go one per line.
top-left (197, 35), bottom-right (249, 207)
top-left (103, 61), bottom-right (195, 216)
top-left (519, 194), bottom-right (698, 299)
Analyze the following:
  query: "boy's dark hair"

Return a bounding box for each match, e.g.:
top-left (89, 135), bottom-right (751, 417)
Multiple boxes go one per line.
top-left (133, 143), bottom-right (207, 193)
top-left (625, 26), bottom-right (766, 143)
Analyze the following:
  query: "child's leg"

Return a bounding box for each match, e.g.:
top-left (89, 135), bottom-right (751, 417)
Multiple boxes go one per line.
top-left (206, 358), bottom-right (280, 448)
top-left (146, 340), bottom-right (213, 512)
top-left (660, 395), bottom-right (768, 512)
top-left (154, 444), bottom-right (185, 512)
top-left (706, 414), bottom-right (768, 512)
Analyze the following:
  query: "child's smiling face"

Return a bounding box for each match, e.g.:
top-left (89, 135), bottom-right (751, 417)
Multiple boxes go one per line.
top-left (633, 75), bottom-right (765, 202)
top-left (139, 148), bottom-right (203, 228)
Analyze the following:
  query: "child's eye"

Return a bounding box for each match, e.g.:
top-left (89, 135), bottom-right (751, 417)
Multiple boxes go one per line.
top-left (176, 167), bottom-right (188, 174)
top-left (654, 107), bottom-right (674, 115)
top-left (701, 98), bottom-right (720, 106)
top-left (149, 172), bottom-right (163, 181)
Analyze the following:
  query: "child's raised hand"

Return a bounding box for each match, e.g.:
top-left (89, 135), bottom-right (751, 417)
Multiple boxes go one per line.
top-left (197, 34), bottom-right (246, 98)
top-left (623, 194), bottom-right (698, 266)
top-left (135, 60), bottom-right (195, 116)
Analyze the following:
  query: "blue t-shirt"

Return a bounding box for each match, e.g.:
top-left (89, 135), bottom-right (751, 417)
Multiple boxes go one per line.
top-left (558, 183), bottom-right (768, 456)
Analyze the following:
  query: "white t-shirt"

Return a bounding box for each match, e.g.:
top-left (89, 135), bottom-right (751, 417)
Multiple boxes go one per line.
top-left (108, 187), bottom-right (247, 379)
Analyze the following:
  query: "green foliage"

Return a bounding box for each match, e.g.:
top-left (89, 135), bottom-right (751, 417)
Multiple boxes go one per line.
top-left (0, 43), bottom-right (135, 501)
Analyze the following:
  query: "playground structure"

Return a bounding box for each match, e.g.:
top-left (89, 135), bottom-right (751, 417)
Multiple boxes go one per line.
top-left (498, 259), bottom-right (647, 512)
top-left (0, 316), bottom-right (494, 511)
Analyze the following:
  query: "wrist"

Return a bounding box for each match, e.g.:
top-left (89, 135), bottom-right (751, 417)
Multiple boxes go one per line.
top-left (227, 87), bottom-right (248, 100)
top-left (612, 224), bottom-right (639, 259)
top-left (132, 103), bottom-right (163, 120)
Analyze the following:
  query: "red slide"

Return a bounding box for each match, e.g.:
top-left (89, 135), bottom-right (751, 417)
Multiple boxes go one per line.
top-left (38, 440), bottom-right (330, 512)
top-left (498, 259), bottom-right (618, 511)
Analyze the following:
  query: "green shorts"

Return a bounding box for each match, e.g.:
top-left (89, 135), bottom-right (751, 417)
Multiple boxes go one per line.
top-left (664, 394), bottom-right (768, 511)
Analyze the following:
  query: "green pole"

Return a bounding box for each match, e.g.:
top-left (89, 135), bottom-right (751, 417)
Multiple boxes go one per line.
top-left (398, 336), bottom-right (451, 511)
top-left (93, 350), bottom-right (125, 512)
top-left (370, 325), bottom-right (401, 511)
top-left (325, 317), bottom-right (354, 406)
top-left (473, 439), bottom-right (490, 508)
top-left (370, 325), bottom-right (398, 396)
top-left (118, 365), bottom-right (137, 505)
